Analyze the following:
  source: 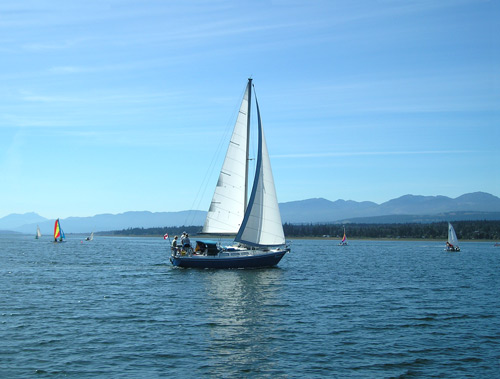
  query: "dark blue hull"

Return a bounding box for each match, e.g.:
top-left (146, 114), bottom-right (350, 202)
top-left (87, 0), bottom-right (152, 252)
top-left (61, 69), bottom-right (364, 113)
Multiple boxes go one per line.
top-left (170, 250), bottom-right (288, 269)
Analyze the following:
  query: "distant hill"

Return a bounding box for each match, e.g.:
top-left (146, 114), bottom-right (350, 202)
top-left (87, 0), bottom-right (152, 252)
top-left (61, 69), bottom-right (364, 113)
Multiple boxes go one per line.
top-left (1, 192), bottom-right (499, 234)
top-left (279, 198), bottom-right (379, 223)
top-left (5, 211), bottom-right (206, 235)
top-left (0, 212), bottom-right (48, 230)
top-left (339, 211), bottom-right (500, 224)
top-left (279, 192), bottom-right (500, 224)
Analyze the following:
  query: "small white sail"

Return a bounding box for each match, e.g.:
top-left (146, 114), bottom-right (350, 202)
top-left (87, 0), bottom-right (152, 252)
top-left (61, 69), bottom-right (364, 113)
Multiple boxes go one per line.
top-left (235, 97), bottom-right (285, 247)
top-left (448, 222), bottom-right (459, 247)
top-left (202, 83), bottom-right (250, 234)
top-left (36, 225), bottom-right (42, 239)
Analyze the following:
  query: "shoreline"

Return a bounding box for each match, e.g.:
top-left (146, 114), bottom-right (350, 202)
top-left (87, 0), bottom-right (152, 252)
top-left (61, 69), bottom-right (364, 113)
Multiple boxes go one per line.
top-left (95, 234), bottom-right (498, 243)
top-left (4, 233), bottom-right (496, 243)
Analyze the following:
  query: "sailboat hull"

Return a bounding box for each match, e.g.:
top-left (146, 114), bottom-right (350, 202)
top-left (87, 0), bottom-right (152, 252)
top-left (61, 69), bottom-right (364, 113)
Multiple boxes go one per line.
top-left (170, 250), bottom-right (288, 269)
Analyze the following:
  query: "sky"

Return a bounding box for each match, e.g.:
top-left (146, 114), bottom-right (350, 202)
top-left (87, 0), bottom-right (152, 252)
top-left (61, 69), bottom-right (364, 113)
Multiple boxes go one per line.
top-left (1, 0), bottom-right (499, 219)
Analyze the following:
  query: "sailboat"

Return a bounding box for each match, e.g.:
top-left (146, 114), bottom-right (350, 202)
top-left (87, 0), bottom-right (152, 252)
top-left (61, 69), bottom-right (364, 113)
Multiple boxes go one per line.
top-left (339, 227), bottom-right (348, 246)
top-left (170, 79), bottom-right (289, 269)
top-left (85, 231), bottom-right (94, 241)
top-left (445, 222), bottom-right (460, 251)
top-left (35, 225), bottom-right (42, 239)
top-left (53, 218), bottom-right (66, 243)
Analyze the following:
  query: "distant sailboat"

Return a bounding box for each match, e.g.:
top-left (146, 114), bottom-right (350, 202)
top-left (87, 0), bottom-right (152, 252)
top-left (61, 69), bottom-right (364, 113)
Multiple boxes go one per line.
top-left (445, 222), bottom-right (460, 251)
top-left (35, 225), bottom-right (42, 239)
top-left (339, 227), bottom-right (348, 246)
top-left (85, 232), bottom-right (94, 241)
top-left (53, 218), bottom-right (66, 243)
top-left (170, 79), bottom-right (289, 269)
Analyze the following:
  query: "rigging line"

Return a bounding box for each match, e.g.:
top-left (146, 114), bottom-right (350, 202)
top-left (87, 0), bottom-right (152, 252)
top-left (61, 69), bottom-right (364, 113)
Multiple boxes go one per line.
top-left (183, 84), bottom-right (249, 226)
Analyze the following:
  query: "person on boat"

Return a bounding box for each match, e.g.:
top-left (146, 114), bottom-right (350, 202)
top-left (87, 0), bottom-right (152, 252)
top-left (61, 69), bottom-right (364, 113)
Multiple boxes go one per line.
top-left (183, 233), bottom-right (191, 249)
top-left (171, 236), bottom-right (179, 255)
top-left (180, 232), bottom-right (186, 246)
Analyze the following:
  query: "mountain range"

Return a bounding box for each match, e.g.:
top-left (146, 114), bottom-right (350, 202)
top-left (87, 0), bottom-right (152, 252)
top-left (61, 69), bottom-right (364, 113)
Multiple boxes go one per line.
top-left (2, 192), bottom-right (500, 235)
top-left (279, 192), bottom-right (500, 223)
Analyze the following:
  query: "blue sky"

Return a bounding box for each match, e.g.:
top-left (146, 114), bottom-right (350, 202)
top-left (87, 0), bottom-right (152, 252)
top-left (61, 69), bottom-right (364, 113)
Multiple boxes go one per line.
top-left (1, 0), bottom-right (498, 219)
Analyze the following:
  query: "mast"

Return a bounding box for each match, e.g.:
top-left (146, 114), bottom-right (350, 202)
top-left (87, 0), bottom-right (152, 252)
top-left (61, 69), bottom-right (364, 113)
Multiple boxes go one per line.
top-left (245, 78), bottom-right (252, 212)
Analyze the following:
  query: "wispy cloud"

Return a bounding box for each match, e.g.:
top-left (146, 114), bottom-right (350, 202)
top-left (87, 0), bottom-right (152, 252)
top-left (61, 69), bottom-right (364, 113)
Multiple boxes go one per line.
top-left (22, 38), bottom-right (84, 51)
top-left (48, 66), bottom-right (95, 74)
top-left (19, 89), bottom-right (182, 104)
top-left (21, 93), bottom-right (78, 103)
top-left (273, 150), bottom-right (478, 159)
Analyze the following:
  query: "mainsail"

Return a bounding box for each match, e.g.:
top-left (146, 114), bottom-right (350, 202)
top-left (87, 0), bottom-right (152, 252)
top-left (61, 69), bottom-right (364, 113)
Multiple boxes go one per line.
top-left (202, 82), bottom-right (250, 234)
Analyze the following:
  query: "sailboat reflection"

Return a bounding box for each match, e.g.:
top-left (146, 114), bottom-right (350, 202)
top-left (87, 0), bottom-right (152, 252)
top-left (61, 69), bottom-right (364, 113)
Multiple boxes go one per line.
top-left (202, 268), bottom-right (285, 370)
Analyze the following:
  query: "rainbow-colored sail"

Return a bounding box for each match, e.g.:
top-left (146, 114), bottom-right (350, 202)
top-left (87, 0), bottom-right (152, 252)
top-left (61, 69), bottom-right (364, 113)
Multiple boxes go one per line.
top-left (339, 227), bottom-right (348, 245)
top-left (54, 219), bottom-right (61, 239)
top-left (54, 219), bottom-right (64, 241)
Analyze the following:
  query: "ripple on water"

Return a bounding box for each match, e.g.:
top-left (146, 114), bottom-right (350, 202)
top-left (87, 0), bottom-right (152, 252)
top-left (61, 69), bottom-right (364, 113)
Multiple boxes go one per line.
top-left (0, 236), bottom-right (499, 377)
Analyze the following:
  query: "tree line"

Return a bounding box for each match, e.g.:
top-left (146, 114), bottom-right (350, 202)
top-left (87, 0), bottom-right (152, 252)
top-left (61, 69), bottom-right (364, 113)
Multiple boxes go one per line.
top-left (101, 225), bottom-right (201, 237)
top-left (101, 220), bottom-right (500, 240)
top-left (283, 220), bottom-right (500, 240)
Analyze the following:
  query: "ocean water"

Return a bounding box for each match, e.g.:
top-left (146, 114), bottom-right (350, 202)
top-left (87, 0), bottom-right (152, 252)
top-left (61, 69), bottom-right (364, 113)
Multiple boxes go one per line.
top-left (1, 235), bottom-right (499, 378)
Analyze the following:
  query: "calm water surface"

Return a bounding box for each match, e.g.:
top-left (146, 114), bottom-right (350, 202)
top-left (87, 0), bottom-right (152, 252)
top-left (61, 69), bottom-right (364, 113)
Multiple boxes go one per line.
top-left (1, 235), bottom-right (499, 378)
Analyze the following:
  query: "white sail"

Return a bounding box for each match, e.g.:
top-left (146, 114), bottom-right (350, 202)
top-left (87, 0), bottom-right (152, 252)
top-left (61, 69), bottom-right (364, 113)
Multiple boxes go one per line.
top-left (235, 97), bottom-right (285, 247)
top-left (202, 83), bottom-right (250, 234)
top-left (36, 225), bottom-right (42, 239)
top-left (448, 222), bottom-right (459, 246)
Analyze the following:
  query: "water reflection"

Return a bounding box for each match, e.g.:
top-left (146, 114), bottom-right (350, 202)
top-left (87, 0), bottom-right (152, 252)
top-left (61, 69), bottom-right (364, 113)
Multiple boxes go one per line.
top-left (201, 268), bottom-right (285, 373)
